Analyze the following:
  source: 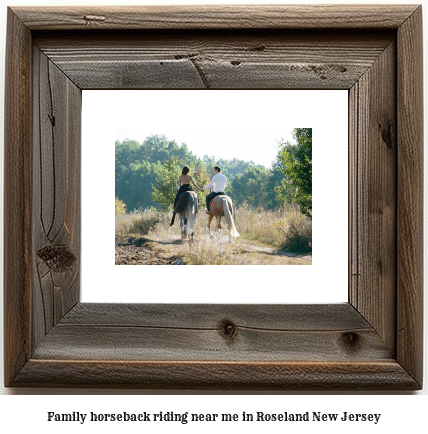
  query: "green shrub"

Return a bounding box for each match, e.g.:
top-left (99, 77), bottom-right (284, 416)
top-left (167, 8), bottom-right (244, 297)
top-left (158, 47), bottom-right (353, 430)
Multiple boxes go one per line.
top-left (277, 208), bottom-right (312, 253)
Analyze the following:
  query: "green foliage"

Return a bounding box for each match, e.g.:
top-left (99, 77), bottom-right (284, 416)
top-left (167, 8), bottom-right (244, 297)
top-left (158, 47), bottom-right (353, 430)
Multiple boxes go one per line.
top-left (276, 128), bottom-right (312, 216)
top-left (265, 164), bottom-right (285, 208)
top-left (231, 166), bottom-right (272, 208)
top-left (115, 130), bottom-right (310, 215)
top-left (151, 157), bottom-right (184, 212)
top-left (191, 165), bottom-right (211, 209)
top-left (202, 155), bottom-right (257, 182)
top-left (151, 158), bottom-right (212, 212)
top-left (115, 135), bottom-right (201, 211)
top-left (115, 197), bottom-right (127, 216)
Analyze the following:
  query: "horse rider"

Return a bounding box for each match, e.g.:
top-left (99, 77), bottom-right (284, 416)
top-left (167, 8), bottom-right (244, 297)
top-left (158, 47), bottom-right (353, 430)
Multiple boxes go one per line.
top-left (170, 165), bottom-right (202, 226)
top-left (201, 166), bottom-right (227, 214)
top-left (172, 165), bottom-right (202, 210)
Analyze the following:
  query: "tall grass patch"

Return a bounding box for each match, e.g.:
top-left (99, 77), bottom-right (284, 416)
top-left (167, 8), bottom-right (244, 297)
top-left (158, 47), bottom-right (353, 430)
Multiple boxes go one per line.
top-left (115, 208), bottom-right (168, 235)
top-left (178, 236), bottom-right (261, 265)
top-left (234, 203), bottom-right (282, 245)
top-left (277, 208), bottom-right (312, 253)
top-left (116, 203), bottom-right (312, 255)
top-left (234, 203), bottom-right (312, 253)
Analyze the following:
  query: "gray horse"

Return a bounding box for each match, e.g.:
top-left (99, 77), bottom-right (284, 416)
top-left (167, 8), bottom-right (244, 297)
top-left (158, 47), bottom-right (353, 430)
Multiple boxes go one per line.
top-left (177, 193), bottom-right (198, 241)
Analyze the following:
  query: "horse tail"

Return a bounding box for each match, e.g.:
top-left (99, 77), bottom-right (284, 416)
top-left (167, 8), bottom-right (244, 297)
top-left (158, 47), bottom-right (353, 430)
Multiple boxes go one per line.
top-left (222, 198), bottom-right (239, 238)
top-left (186, 194), bottom-right (197, 233)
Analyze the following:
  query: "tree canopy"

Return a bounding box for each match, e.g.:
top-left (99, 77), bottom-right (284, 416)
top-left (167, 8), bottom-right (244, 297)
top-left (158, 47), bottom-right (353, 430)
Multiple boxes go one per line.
top-left (115, 131), bottom-right (312, 214)
top-left (275, 128), bottom-right (312, 216)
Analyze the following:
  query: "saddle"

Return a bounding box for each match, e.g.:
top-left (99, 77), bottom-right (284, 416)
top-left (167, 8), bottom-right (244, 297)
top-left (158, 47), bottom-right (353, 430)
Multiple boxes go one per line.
top-left (209, 193), bottom-right (225, 209)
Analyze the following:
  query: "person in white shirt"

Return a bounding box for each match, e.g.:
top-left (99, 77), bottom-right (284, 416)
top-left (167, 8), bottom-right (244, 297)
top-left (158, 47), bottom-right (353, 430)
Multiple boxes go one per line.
top-left (201, 166), bottom-right (227, 214)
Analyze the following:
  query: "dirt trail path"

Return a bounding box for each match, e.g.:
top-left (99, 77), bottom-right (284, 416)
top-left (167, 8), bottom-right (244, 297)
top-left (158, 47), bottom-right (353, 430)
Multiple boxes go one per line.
top-left (115, 235), bottom-right (179, 265)
top-left (238, 240), bottom-right (312, 263)
top-left (115, 233), bottom-right (311, 265)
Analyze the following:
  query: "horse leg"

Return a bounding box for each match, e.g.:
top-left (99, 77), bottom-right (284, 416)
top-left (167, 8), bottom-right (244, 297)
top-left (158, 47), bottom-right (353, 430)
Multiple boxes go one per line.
top-left (180, 214), bottom-right (187, 242)
top-left (179, 214), bottom-right (183, 240)
top-left (189, 215), bottom-right (194, 241)
top-left (183, 213), bottom-right (188, 241)
top-left (216, 217), bottom-right (222, 236)
top-left (208, 214), bottom-right (213, 238)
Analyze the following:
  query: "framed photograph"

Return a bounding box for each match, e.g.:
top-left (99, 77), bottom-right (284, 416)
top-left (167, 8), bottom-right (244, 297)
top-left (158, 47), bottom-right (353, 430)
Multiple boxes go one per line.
top-left (83, 89), bottom-right (348, 304)
top-left (4, 5), bottom-right (423, 389)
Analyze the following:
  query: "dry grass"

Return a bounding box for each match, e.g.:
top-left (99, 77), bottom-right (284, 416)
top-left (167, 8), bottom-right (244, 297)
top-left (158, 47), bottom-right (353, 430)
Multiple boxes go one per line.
top-left (276, 208), bottom-right (312, 253)
top-left (115, 208), bottom-right (170, 235)
top-left (234, 203), bottom-right (312, 253)
top-left (178, 235), bottom-right (260, 265)
top-left (233, 203), bottom-right (282, 245)
top-left (115, 203), bottom-right (312, 256)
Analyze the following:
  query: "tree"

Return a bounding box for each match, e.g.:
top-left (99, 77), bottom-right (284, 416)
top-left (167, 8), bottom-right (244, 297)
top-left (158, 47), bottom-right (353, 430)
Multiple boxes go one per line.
top-left (191, 164), bottom-right (211, 209)
top-left (230, 166), bottom-right (272, 208)
top-left (116, 133), bottom-right (290, 213)
top-left (202, 155), bottom-right (257, 182)
top-left (115, 139), bottom-right (140, 167)
top-left (265, 161), bottom-right (285, 209)
top-left (115, 197), bottom-right (127, 215)
top-left (151, 157), bottom-right (184, 211)
top-left (151, 158), bottom-right (211, 212)
top-left (115, 135), bottom-right (205, 211)
top-left (276, 128), bottom-right (312, 216)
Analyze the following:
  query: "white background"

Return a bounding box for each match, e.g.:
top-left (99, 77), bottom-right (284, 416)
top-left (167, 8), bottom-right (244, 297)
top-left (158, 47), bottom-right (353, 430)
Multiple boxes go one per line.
top-left (0, 0), bottom-right (427, 429)
top-left (82, 89), bottom-right (348, 304)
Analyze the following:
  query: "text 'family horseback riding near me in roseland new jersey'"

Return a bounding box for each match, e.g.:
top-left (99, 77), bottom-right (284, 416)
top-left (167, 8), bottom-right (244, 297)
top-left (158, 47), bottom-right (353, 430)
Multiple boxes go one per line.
top-left (46, 411), bottom-right (381, 425)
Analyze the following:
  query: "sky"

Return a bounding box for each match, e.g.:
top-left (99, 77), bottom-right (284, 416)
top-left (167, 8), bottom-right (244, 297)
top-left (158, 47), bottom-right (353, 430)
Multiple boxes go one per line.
top-left (115, 125), bottom-right (293, 169)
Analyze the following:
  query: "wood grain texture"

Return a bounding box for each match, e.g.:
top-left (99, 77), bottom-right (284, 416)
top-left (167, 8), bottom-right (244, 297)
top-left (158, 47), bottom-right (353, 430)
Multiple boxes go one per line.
top-left (3, 8), bottom-right (32, 388)
top-left (349, 40), bottom-right (397, 350)
top-left (32, 304), bottom-right (391, 362)
top-left (34, 31), bottom-right (394, 90)
top-left (12, 361), bottom-right (419, 390)
top-left (60, 303), bottom-right (371, 329)
top-left (12, 5), bottom-right (419, 30)
top-left (32, 46), bottom-right (81, 348)
top-left (396, 6), bottom-right (424, 387)
top-left (3, 5), bottom-right (423, 390)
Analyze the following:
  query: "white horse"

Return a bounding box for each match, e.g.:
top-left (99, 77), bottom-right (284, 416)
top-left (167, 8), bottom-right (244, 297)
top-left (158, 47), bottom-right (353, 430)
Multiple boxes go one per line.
top-left (207, 195), bottom-right (239, 242)
top-left (178, 193), bottom-right (198, 242)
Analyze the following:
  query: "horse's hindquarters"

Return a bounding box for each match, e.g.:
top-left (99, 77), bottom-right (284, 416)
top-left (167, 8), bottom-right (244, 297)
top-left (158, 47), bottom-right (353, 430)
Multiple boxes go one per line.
top-left (208, 195), bottom-right (239, 240)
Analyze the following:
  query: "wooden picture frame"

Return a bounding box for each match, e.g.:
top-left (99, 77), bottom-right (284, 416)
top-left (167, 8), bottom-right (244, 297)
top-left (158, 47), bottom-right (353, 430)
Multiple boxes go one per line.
top-left (4, 5), bottom-right (423, 389)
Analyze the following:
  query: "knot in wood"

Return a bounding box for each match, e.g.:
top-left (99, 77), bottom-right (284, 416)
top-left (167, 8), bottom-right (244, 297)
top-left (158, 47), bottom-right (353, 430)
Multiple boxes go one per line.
top-left (175, 53), bottom-right (198, 60)
top-left (83, 15), bottom-right (106, 23)
top-left (341, 332), bottom-right (361, 350)
top-left (37, 245), bottom-right (76, 272)
top-left (378, 122), bottom-right (393, 149)
top-left (219, 320), bottom-right (238, 340)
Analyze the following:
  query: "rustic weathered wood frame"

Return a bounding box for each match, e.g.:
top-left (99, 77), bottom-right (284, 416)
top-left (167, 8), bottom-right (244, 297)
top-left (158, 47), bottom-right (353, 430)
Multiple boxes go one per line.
top-left (4, 5), bottom-right (423, 389)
